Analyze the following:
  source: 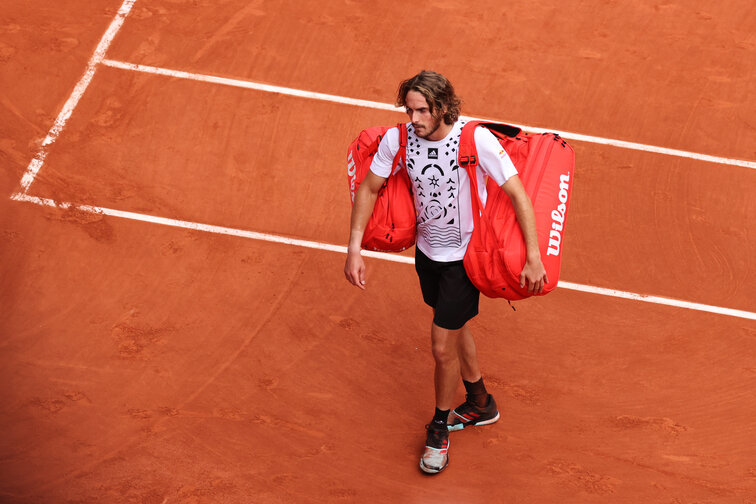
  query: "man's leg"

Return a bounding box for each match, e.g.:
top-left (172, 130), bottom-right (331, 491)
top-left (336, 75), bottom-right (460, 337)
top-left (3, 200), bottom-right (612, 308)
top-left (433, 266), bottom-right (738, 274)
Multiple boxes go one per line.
top-left (431, 321), bottom-right (463, 410)
top-left (448, 323), bottom-right (500, 431)
top-left (457, 324), bottom-right (486, 405)
top-left (420, 320), bottom-right (461, 474)
top-left (457, 323), bottom-right (482, 383)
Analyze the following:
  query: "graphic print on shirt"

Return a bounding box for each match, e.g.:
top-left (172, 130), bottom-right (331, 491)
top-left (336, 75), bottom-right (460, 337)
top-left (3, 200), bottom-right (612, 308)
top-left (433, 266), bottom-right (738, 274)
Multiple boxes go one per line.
top-left (406, 123), bottom-right (464, 249)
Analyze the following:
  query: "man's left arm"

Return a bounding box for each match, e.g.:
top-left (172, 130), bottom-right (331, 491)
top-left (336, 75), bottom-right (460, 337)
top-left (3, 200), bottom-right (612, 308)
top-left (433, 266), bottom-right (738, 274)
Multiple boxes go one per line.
top-left (499, 175), bottom-right (549, 294)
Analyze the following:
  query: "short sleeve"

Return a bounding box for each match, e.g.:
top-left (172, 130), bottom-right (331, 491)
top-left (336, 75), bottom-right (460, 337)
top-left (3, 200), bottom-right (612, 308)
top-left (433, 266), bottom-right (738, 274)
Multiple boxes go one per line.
top-left (474, 127), bottom-right (518, 186)
top-left (369, 127), bottom-right (401, 178)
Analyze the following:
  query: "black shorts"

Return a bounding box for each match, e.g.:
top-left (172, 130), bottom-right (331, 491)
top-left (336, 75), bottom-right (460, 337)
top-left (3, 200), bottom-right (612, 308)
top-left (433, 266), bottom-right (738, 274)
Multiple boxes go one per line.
top-left (414, 248), bottom-right (480, 330)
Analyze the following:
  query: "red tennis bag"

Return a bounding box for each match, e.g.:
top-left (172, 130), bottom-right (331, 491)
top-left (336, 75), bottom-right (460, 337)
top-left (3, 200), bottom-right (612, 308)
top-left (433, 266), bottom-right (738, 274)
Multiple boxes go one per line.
top-left (459, 121), bottom-right (575, 300)
top-left (347, 124), bottom-right (416, 252)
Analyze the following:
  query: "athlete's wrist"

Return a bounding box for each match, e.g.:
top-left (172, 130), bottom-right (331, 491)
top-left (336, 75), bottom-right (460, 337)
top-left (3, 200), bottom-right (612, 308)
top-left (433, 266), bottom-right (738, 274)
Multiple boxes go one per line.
top-left (526, 250), bottom-right (542, 263)
top-left (347, 242), bottom-right (362, 254)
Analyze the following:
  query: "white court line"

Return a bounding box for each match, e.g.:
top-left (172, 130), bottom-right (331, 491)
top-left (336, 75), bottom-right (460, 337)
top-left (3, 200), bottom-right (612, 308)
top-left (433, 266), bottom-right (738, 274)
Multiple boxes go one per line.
top-left (101, 59), bottom-right (756, 170)
top-left (11, 192), bottom-right (756, 321)
top-left (101, 59), bottom-right (400, 112)
top-left (17, 0), bottom-right (138, 193)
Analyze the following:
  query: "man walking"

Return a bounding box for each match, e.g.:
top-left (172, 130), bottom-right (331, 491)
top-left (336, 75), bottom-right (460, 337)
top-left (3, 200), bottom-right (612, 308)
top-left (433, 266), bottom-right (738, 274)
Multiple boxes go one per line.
top-left (344, 70), bottom-right (547, 474)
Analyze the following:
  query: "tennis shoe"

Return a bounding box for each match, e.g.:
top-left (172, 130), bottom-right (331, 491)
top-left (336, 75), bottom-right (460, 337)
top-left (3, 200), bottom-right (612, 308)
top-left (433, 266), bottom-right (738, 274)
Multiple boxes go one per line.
top-left (448, 394), bottom-right (499, 431)
top-left (419, 424), bottom-right (449, 474)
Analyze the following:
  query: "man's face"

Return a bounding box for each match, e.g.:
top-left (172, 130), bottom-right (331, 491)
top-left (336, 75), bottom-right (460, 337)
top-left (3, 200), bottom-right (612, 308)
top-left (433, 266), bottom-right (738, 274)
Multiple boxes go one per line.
top-left (405, 90), bottom-right (444, 140)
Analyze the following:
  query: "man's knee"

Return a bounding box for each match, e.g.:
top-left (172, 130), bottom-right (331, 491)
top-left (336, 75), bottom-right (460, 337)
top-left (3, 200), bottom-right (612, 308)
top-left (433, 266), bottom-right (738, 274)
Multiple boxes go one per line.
top-left (431, 324), bottom-right (462, 365)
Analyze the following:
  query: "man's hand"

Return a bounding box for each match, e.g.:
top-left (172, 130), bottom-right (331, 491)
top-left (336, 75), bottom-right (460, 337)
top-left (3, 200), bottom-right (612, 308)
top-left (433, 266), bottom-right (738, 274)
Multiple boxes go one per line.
top-left (344, 248), bottom-right (367, 290)
top-left (520, 255), bottom-right (549, 294)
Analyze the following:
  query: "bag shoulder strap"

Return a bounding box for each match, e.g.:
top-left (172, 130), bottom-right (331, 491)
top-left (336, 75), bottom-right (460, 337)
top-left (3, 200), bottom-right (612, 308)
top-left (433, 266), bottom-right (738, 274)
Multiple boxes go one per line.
top-left (458, 120), bottom-right (522, 221)
top-left (458, 120), bottom-right (481, 170)
top-left (459, 120), bottom-right (520, 167)
top-left (458, 121), bottom-right (486, 221)
top-left (390, 123), bottom-right (408, 175)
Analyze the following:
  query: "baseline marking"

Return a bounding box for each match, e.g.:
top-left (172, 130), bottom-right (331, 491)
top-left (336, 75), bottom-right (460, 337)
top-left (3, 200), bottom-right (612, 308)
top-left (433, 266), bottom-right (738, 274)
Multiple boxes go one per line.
top-left (11, 192), bottom-right (756, 321)
top-left (100, 59), bottom-right (756, 170)
top-left (17, 0), bottom-right (138, 193)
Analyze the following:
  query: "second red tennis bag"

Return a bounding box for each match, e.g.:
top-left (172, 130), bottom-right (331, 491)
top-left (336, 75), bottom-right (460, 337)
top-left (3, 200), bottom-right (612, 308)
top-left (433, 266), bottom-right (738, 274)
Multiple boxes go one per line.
top-left (459, 121), bottom-right (575, 300)
top-left (347, 124), bottom-right (416, 252)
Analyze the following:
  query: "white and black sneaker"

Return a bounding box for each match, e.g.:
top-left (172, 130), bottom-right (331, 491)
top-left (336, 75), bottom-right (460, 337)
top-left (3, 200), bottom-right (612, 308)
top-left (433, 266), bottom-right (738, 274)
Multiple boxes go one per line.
top-left (419, 425), bottom-right (449, 474)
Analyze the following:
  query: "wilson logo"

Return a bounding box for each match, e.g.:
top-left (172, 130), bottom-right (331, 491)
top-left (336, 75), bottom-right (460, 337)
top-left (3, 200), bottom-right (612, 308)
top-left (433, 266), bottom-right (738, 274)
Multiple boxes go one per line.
top-left (546, 172), bottom-right (570, 257)
top-left (347, 149), bottom-right (357, 203)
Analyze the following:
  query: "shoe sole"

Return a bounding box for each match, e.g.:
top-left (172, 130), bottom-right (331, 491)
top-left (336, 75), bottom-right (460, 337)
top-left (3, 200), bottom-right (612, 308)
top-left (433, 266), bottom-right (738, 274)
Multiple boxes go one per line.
top-left (447, 411), bottom-right (500, 432)
top-left (419, 456), bottom-right (449, 474)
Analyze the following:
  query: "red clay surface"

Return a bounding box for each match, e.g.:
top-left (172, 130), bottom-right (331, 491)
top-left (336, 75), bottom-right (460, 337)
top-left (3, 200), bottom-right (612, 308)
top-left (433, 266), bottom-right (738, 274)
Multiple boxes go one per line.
top-left (1, 1), bottom-right (755, 502)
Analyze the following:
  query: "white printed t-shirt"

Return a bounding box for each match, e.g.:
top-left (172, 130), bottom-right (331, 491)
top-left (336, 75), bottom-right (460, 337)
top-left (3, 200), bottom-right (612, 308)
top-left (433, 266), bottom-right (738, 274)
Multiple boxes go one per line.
top-left (370, 121), bottom-right (518, 262)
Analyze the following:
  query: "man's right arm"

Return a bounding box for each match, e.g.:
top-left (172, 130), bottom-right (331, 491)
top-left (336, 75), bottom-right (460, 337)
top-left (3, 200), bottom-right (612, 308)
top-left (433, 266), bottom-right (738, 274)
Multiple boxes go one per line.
top-left (344, 170), bottom-right (387, 290)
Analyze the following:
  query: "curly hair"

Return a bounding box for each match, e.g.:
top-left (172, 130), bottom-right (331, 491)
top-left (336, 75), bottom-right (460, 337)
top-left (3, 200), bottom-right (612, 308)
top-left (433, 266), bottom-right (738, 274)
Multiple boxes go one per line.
top-left (395, 70), bottom-right (462, 125)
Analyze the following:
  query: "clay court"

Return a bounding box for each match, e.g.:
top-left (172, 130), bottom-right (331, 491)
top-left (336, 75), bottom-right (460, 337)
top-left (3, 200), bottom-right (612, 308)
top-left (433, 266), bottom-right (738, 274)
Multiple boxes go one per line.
top-left (1, 1), bottom-right (755, 502)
